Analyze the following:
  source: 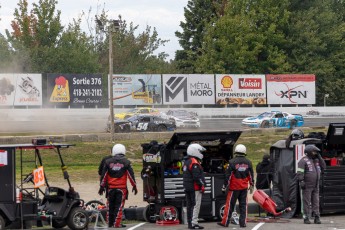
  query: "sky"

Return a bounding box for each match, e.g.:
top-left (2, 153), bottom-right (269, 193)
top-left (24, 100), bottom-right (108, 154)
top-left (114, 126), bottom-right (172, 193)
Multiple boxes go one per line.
top-left (0, 0), bottom-right (189, 60)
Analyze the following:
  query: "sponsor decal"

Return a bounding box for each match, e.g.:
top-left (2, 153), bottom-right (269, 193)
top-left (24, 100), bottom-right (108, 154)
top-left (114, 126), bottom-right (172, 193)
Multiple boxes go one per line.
top-left (113, 76), bottom-right (132, 82)
top-left (275, 83), bottom-right (306, 103)
top-left (143, 153), bottom-right (161, 163)
top-left (239, 78), bottom-right (262, 89)
top-left (221, 76), bottom-right (233, 88)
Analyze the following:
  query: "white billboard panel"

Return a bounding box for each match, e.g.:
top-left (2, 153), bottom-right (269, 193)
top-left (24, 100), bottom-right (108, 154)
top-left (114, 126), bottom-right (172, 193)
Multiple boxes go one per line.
top-left (215, 74), bottom-right (266, 105)
top-left (266, 74), bottom-right (315, 104)
top-left (0, 74), bottom-right (42, 106)
top-left (162, 74), bottom-right (215, 104)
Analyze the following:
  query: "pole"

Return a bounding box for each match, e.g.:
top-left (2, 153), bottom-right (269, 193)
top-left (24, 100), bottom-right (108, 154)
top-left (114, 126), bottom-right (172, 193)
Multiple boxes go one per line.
top-left (109, 26), bottom-right (115, 141)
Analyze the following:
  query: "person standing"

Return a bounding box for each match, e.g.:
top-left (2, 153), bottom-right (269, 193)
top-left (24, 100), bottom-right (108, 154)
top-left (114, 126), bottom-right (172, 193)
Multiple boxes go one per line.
top-left (297, 144), bottom-right (326, 224)
top-left (98, 144), bottom-right (138, 228)
top-left (183, 143), bottom-right (206, 229)
top-left (218, 144), bottom-right (254, 228)
top-left (255, 154), bottom-right (272, 190)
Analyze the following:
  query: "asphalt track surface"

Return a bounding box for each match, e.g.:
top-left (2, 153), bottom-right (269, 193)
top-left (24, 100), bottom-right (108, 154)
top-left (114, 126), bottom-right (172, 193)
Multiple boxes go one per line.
top-left (0, 116), bottom-right (343, 134)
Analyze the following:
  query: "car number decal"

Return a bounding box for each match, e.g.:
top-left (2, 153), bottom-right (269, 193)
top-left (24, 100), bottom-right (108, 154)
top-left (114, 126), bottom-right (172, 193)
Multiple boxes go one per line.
top-left (137, 122), bottom-right (149, 130)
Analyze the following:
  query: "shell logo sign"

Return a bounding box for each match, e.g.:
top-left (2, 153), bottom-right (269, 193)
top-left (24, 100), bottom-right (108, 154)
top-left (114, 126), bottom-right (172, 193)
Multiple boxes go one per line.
top-left (221, 76), bottom-right (233, 88)
top-left (50, 76), bottom-right (70, 102)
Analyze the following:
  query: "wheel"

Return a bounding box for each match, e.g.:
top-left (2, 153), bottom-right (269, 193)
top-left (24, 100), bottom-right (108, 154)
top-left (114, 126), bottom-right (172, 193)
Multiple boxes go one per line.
top-left (143, 204), bottom-right (156, 223)
top-left (52, 219), bottom-right (67, 229)
top-left (157, 125), bottom-right (167, 132)
top-left (290, 119), bottom-right (297, 129)
top-left (261, 120), bottom-right (269, 128)
top-left (84, 200), bottom-right (105, 210)
top-left (159, 206), bottom-right (178, 221)
top-left (0, 215), bottom-right (6, 230)
top-left (67, 207), bottom-right (89, 230)
top-left (217, 204), bottom-right (225, 220)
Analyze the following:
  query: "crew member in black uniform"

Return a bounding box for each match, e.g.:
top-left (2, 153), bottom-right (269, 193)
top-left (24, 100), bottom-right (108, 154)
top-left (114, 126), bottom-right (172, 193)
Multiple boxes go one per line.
top-left (99, 144), bottom-right (138, 228)
top-left (218, 144), bottom-right (254, 228)
top-left (255, 154), bottom-right (272, 190)
top-left (183, 143), bottom-right (206, 229)
top-left (297, 144), bottom-right (326, 224)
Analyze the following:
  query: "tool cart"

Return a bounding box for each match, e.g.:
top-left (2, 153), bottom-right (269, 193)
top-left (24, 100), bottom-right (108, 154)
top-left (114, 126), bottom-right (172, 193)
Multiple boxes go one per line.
top-left (140, 131), bottom-right (242, 223)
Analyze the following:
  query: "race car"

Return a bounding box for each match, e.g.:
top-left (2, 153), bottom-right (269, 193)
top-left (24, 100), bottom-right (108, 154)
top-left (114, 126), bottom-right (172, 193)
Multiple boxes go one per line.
top-left (241, 111), bottom-right (304, 128)
top-left (165, 109), bottom-right (200, 128)
top-left (106, 119), bottom-right (131, 133)
top-left (127, 114), bottom-right (176, 132)
top-left (114, 107), bottom-right (160, 120)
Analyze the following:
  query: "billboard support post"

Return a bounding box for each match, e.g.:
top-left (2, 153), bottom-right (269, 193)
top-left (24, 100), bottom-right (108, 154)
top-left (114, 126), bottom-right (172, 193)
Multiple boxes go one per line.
top-left (324, 94), bottom-right (329, 107)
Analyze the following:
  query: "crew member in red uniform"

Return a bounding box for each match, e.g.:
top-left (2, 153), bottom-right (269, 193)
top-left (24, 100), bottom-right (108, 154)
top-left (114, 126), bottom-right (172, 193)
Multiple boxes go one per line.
top-left (183, 143), bottom-right (206, 229)
top-left (218, 144), bottom-right (254, 228)
top-left (99, 144), bottom-right (138, 228)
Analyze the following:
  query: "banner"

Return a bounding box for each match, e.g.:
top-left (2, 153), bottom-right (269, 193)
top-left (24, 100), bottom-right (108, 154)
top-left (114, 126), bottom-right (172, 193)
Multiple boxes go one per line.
top-left (112, 74), bottom-right (162, 105)
top-left (0, 74), bottom-right (42, 106)
top-left (215, 74), bottom-right (266, 105)
top-left (266, 74), bottom-right (316, 104)
top-left (47, 74), bottom-right (103, 107)
top-left (162, 74), bottom-right (215, 104)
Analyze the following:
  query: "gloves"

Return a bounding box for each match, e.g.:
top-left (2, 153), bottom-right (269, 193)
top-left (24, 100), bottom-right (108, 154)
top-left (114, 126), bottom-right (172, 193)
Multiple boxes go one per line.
top-left (98, 186), bottom-right (105, 196)
top-left (300, 181), bottom-right (306, 190)
top-left (200, 186), bottom-right (205, 193)
top-left (132, 186), bottom-right (138, 195)
top-left (249, 185), bottom-right (254, 194)
top-left (221, 185), bottom-right (226, 193)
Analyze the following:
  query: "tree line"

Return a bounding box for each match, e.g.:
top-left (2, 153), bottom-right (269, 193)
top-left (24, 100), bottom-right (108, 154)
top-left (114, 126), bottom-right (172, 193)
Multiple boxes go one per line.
top-left (0, 0), bottom-right (344, 106)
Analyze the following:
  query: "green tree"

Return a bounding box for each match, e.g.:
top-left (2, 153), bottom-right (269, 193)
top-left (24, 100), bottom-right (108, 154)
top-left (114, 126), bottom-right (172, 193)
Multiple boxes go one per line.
top-left (195, 0), bottom-right (291, 74)
top-left (175, 0), bottom-right (223, 73)
top-left (286, 0), bottom-right (345, 105)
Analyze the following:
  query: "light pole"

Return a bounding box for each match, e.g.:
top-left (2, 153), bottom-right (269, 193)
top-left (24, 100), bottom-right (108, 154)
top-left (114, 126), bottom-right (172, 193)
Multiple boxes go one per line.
top-left (108, 20), bottom-right (120, 141)
top-left (324, 94), bottom-right (329, 107)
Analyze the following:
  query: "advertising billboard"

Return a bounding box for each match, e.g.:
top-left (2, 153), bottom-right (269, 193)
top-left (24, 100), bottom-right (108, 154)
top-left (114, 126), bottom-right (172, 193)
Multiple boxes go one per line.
top-left (0, 74), bottom-right (42, 106)
top-left (112, 74), bottom-right (162, 105)
top-left (47, 74), bottom-right (103, 107)
top-left (266, 74), bottom-right (316, 104)
top-left (215, 74), bottom-right (266, 105)
top-left (162, 74), bottom-right (215, 104)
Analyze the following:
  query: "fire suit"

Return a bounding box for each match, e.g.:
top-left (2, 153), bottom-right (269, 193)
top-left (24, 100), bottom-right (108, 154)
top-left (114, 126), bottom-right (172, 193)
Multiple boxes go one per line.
top-left (297, 155), bottom-right (326, 220)
top-left (183, 156), bottom-right (205, 228)
top-left (100, 155), bottom-right (136, 228)
top-left (220, 155), bottom-right (254, 227)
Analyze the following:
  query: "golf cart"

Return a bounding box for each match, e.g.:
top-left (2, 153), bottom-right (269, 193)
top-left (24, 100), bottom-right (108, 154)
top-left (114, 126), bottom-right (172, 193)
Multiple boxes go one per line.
top-left (140, 131), bottom-right (242, 223)
top-left (0, 139), bottom-right (89, 229)
top-left (270, 123), bottom-right (345, 218)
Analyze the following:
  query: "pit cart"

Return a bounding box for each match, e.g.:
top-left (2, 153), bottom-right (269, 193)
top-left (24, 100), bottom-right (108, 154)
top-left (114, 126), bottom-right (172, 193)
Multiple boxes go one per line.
top-left (140, 131), bottom-right (242, 223)
top-left (0, 140), bottom-right (89, 229)
top-left (269, 123), bottom-right (345, 218)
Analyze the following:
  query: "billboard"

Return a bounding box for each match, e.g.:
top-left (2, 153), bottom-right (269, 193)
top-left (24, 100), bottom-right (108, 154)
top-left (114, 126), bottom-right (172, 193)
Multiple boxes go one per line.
top-left (215, 74), bottom-right (266, 105)
top-left (0, 74), bottom-right (42, 106)
top-left (266, 74), bottom-right (316, 104)
top-left (112, 74), bottom-right (162, 105)
top-left (162, 74), bottom-right (215, 104)
top-left (47, 74), bottom-right (103, 107)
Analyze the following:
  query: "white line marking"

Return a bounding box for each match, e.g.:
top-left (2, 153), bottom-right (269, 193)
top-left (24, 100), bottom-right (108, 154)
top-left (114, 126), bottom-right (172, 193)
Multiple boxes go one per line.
top-left (252, 222), bottom-right (265, 230)
top-left (127, 222), bottom-right (146, 230)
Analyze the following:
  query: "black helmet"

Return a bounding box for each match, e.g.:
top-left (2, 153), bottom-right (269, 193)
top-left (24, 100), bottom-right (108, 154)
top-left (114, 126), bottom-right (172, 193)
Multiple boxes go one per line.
top-left (291, 129), bottom-right (304, 140)
top-left (305, 145), bottom-right (320, 154)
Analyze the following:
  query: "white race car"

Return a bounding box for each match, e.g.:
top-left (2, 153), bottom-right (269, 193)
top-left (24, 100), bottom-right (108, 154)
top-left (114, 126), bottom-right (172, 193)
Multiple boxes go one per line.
top-left (165, 110), bottom-right (200, 128)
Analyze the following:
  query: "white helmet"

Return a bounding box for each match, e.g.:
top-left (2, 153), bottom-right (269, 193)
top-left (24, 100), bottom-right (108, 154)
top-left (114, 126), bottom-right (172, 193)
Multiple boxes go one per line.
top-left (234, 144), bottom-right (246, 156)
top-left (187, 143), bottom-right (205, 160)
top-left (112, 144), bottom-right (126, 156)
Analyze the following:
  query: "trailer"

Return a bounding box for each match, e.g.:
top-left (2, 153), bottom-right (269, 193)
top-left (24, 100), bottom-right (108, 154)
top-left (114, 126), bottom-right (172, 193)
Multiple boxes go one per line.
top-left (140, 131), bottom-right (242, 223)
top-left (0, 140), bottom-right (89, 229)
top-left (269, 123), bottom-right (345, 218)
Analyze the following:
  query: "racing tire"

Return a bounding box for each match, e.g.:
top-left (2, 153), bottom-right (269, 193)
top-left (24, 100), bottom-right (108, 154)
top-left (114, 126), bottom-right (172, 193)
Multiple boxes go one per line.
top-left (52, 219), bottom-right (67, 229)
top-left (261, 121), bottom-right (269, 128)
top-left (66, 207), bottom-right (89, 230)
top-left (217, 204), bottom-right (226, 220)
top-left (123, 125), bottom-right (131, 133)
top-left (143, 204), bottom-right (156, 223)
top-left (0, 215), bottom-right (6, 230)
top-left (157, 125), bottom-right (167, 132)
top-left (290, 119), bottom-right (297, 129)
top-left (159, 206), bottom-right (178, 221)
